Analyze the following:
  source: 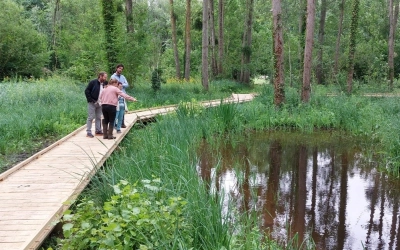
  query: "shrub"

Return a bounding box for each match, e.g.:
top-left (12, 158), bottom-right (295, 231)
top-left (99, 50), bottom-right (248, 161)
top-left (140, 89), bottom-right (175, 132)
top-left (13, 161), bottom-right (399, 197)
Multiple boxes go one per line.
top-left (60, 179), bottom-right (192, 250)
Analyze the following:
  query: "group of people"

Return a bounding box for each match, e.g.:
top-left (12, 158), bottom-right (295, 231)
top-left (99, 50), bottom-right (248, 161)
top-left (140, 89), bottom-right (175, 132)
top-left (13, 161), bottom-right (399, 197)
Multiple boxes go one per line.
top-left (84, 64), bottom-right (137, 140)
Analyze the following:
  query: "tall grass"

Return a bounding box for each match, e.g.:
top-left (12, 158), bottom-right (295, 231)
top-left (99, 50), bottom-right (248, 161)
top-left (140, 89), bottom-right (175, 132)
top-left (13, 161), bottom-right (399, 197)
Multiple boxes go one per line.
top-left (6, 77), bottom-right (400, 248)
top-left (79, 101), bottom-right (318, 249)
top-left (0, 77), bottom-right (86, 171)
top-left (0, 77), bottom-right (252, 172)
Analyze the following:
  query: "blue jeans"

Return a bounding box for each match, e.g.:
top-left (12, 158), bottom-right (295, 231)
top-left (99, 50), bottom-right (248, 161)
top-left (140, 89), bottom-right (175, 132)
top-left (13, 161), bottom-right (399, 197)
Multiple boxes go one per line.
top-left (115, 105), bottom-right (125, 131)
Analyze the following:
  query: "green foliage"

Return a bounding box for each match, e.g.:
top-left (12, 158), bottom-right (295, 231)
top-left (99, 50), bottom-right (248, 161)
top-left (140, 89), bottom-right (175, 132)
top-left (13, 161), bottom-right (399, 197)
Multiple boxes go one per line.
top-left (101, 0), bottom-right (118, 74)
top-left (0, 0), bottom-right (49, 80)
top-left (176, 98), bottom-right (204, 118)
top-left (50, 0), bottom-right (107, 80)
top-left (60, 179), bottom-right (192, 250)
top-left (151, 68), bottom-right (163, 92)
top-left (0, 77), bottom-right (85, 171)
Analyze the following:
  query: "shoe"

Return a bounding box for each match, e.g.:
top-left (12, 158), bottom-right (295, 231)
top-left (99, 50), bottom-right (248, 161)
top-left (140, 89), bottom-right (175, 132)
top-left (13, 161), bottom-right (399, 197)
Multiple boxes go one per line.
top-left (95, 131), bottom-right (103, 135)
top-left (86, 133), bottom-right (94, 138)
top-left (121, 124), bottom-right (127, 128)
top-left (117, 130), bottom-right (121, 133)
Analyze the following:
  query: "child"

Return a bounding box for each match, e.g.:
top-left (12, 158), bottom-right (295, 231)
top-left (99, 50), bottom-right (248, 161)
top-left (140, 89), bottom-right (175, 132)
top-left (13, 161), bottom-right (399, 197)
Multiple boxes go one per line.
top-left (114, 82), bottom-right (127, 133)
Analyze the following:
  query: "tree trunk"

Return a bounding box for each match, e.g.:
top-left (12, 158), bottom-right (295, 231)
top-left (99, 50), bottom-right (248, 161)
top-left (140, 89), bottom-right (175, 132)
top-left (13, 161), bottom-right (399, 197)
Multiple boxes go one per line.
top-left (184, 0), bottom-right (191, 81)
top-left (239, 0), bottom-right (254, 85)
top-left (272, 0), bottom-right (285, 106)
top-left (169, 0), bottom-right (181, 79)
top-left (334, 0), bottom-right (345, 76)
top-left (209, 0), bottom-right (218, 78)
top-left (102, 0), bottom-right (118, 73)
top-left (125, 0), bottom-right (134, 33)
top-left (301, 0), bottom-right (316, 103)
top-left (298, 0), bottom-right (307, 82)
top-left (316, 0), bottom-right (327, 85)
top-left (388, 0), bottom-right (399, 90)
top-left (202, 0), bottom-right (209, 90)
top-left (346, 0), bottom-right (360, 94)
top-left (50, 0), bottom-right (61, 70)
top-left (218, 0), bottom-right (225, 75)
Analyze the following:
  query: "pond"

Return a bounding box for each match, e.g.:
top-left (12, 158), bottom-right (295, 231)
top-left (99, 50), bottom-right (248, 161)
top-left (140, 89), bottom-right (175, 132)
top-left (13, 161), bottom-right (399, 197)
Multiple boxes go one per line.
top-left (196, 131), bottom-right (400, 250)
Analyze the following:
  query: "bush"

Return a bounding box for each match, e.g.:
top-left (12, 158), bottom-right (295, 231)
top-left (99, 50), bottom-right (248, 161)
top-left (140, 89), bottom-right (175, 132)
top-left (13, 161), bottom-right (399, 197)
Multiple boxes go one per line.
top-left (60, 179), bottom-right (192, 250)
top-left (0, 0), bottom-right (49, 80)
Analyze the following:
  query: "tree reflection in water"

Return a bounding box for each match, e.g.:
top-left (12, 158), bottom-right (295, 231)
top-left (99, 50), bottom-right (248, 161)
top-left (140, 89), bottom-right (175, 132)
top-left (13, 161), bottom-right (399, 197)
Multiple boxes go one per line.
top-left (196, 131), bottom-right (400, 250)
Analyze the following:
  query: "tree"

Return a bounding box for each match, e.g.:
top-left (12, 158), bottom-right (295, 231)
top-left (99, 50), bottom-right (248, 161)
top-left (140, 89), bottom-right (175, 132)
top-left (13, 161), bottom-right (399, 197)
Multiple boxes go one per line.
top-left (334, 0), bottom-right (345, 76)
top-left (102, 0), bottom-right (118, 74)
top-left (184, 0), bottom-right (191, 81)
top-left (202, 0), bottom-right (210, 90)
top-left (209, 0), bottom-right (218, 77)
top-left (239, 0), bottom-right (254, 85)
top-left (169, 0), bottom-right (181, 79)
top-left (125, 0), bottom-right (134, 33)
top-left (0, 0), bottom-right (49, 79)
top-left (217, 0), bottom-right (225, 75)
top-left (298, 0), bottom-right (307, 82)
top-left (346, 0), bottom-right (360, 94)
top-left (272, 0), bottom-right (285, 106)
top-left (301, 0), bottom-right (316, 102)
top-left (50, 0), bottom-right (60, 71)
top-left (316, 0), bottom-right (327, 85)
top-left (388, 0), bottom-right (399, 89)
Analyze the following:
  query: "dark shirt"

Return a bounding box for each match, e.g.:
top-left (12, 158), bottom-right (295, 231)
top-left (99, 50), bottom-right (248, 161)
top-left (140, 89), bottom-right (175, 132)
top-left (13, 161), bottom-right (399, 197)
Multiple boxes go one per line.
top-left (84, 79), bottom-right (102, 103)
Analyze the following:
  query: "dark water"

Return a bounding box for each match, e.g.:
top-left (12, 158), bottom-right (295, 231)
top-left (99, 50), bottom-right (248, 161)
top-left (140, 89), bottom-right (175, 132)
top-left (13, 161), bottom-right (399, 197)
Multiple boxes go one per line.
top-left (196, 131), bottom-right (400, 250)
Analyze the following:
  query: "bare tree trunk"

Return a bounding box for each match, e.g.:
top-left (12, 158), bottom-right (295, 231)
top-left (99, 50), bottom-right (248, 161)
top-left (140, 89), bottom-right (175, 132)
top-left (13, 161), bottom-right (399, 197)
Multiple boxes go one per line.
top-left (169, 0), bottom-right (181, 79)
top-left (316, 0), bottom-right (327, 85)
top-left (272, 0), bottom-right (285, 106)
top-left (239, 0), bottom-right (254, 85)
top-left (209, 0), bottom-right (218, 77)
top-left (125, 0), bottom-right (134, 33)
top-left (301, 0), bottom-right (316, 103)
top-left (346, 0), bottom-right (360, 94)
top-left (202, 0), bottom-right (209, 90)
top-left (334, 0), bottom-right (345, 76)
top-left (218, 0), bottom-right (225, 75)
top-left (388, 0), bottom-right (399, 90)
top-left (184, 0), bottom-right (191, 81)
top-left (50, 0), bottom-right (61, 70)
top-left (298, 0), bottom-right (307, 82)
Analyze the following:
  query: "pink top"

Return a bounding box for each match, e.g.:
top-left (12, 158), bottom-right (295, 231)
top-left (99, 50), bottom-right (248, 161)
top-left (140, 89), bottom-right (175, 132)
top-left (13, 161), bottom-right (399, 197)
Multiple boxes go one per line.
top-left (100, 85), bottom-right (135, 106)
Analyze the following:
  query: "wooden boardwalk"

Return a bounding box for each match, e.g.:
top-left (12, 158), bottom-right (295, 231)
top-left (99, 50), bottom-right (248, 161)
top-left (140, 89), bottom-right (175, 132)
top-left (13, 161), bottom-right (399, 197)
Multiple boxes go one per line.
top-left (0, 94), bottom-right (255, 250)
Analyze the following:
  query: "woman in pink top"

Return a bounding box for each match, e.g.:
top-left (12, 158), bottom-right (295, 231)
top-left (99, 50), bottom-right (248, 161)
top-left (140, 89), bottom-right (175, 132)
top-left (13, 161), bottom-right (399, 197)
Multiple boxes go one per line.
top-left (99, 79), bottom-right (137, 139)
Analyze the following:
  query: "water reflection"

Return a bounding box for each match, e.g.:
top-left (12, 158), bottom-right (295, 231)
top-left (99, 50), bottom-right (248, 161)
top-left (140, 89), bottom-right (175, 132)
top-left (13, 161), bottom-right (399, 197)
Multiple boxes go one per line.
top-left (196, 131), bottom-right (400, 250)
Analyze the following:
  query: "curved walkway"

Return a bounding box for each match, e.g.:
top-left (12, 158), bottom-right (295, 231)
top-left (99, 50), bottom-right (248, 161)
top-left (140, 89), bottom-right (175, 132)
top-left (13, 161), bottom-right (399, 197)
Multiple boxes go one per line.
top-left (0, 94), bottom-right (255, 250)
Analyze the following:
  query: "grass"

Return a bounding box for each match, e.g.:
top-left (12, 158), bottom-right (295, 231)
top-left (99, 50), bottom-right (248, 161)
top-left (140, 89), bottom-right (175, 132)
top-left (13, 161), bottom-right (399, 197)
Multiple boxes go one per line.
top-left (5, 76), bottom-right (400, 249)
top-left (0, 77), bottom-right (254, 173)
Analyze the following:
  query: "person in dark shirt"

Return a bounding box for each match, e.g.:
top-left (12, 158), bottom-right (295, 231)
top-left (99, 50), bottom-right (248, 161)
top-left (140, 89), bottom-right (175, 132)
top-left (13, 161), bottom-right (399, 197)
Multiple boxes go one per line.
top-left (84, 71), bottom-right (108, 138)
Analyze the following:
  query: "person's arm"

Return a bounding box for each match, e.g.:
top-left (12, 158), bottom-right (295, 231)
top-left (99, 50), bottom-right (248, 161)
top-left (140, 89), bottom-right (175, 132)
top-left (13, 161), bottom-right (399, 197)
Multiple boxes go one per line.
top-left (121, 75), bottom-right (129, 89)
top-left (84, 81), bottom-right (95, 102)
top-left (116, 89), bottom-right (136, 102)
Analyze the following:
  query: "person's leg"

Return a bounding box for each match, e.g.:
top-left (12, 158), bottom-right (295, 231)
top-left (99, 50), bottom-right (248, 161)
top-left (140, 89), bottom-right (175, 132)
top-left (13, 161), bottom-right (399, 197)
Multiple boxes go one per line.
top-left (121, 113), bottom-right (126, 128)
top-left (115, 109), bottom-right (120, 128)
top-left (108, 106), bottom-right (117, 139)
top-left (95, 105), bottom-right (103, 134)
top-left (102, 105), bottom-right (111, 139)
top-left (86, 102), bottom-right (96, 136)
top-left (116, 107), bottom-right (124, 132)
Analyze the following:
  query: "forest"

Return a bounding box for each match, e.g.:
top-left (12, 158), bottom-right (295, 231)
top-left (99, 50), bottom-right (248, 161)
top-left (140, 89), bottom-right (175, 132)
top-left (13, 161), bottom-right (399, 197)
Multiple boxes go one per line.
top-left (4, 1), bottom-right (400, 249)
top-left (2, 0), bottom-right (400, 94)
